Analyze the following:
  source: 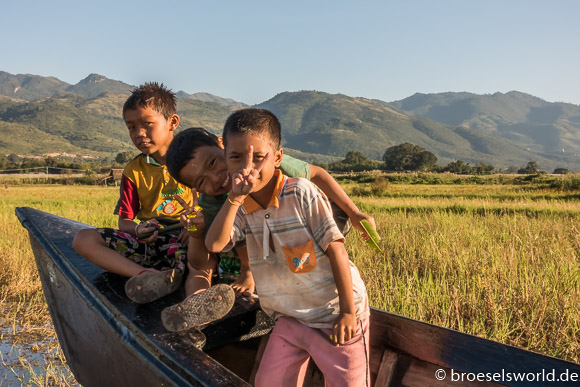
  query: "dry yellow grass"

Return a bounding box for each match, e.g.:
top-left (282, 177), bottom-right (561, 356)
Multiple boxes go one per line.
top-left (0, 180), bottom-right (578, 384)
top-left (346, 210), bottom-right (579, 362)
top-left (1, 185), bottom-right (118, 385)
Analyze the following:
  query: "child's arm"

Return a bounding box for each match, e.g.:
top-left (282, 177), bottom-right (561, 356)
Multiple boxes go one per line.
top-left (309, 165), bottom-right (376, 237)
top-left (118, 217), bottom-right (160, 243)
top-left (173, 193), bottom-right (210, 269)
top-left (116, 174), bottom-right (162, 242)
top-left (325, 240), bottom-right (358, 346)
top-left (205, 200), bottom-right (241, 252)
top-left (118, 217), bottom-right (139, 235)
top-left (206, 146), bottom-right (264, 252)
top-left (231, 245), bottom-right (255, 296)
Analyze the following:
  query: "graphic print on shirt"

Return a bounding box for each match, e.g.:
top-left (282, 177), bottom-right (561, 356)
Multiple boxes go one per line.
top-left (157, 187), bottom-right (187, 215)
top-left (157, 199), bottom-right (177, 215)
top-left (282, 238), bottom-right (317, 273)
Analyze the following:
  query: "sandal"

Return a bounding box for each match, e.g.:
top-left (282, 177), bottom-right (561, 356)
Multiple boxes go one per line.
top-left (125, 269), bottom-right (182, 304)
top-left (161, 284), bottom-right (235, 332)
top-left (183, 328), bottom-right (207, 350)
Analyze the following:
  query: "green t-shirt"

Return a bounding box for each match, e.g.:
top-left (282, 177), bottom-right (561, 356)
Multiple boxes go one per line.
top-left (198, 154), bottom-right (310, 231)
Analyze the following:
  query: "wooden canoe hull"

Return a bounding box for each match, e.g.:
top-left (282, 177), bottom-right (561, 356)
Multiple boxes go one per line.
top-left (17, 206), bottom-right (271, 386)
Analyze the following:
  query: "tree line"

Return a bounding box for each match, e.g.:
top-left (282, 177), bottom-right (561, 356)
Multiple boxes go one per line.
top-left (316, 143), bottom-right (572, 175)
top-left (1, 143), bottom-right (573, 177)
top-left (0, 153), bottom-right (120, 175)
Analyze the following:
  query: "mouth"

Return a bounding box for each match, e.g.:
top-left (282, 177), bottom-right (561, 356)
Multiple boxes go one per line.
top-left (221, 174), bottom-right (231, 188)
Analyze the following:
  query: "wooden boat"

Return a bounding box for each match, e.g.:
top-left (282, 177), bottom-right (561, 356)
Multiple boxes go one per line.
top-left (16, 207), bottom-right (579, 386)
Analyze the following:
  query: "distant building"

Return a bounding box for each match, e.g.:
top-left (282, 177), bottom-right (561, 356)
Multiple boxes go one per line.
top-left (109, 169), bottom-right (123, 185)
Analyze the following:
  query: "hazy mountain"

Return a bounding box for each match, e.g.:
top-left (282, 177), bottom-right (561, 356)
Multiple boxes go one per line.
top-left (389, 91), bottom-right (580, 158)
top-left (0, 92), bottom-right (240, 158)
top-left (0, 71), bottom-right (69, 100)
top-left (0, 93), bottom-right (132, 157)
top-left (258, 91), bottom-right (579, 170)
top-left (0, 92), bottom-right (333, 163)
top-left (176, 91), bottom-right (247, 107)
top-left (66, 73), bottom-right (133, 98)
top-left (0, 71), bottom-right (579, 171)
top-left (0, 71), bottom-right (245, 107)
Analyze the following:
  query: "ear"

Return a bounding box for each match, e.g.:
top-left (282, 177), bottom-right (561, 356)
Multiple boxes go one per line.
top-left (217, 136), bottom-right (225, 150)
top-left (168, 114), bottom-right (180, 132)
top-left (274, 148), bottom-right (283, 168)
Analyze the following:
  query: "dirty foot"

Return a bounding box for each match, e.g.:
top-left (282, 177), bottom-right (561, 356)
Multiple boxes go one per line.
top-left (230, 269), bottom-right (255, 297)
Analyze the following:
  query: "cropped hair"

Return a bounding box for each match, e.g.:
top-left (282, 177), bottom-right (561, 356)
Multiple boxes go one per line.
top-left (166, 127), bottom-right (221, 185)
top-left (123, 82), bottom-right (177, 120)
top-left (223, 108), bottom-right (281, 150)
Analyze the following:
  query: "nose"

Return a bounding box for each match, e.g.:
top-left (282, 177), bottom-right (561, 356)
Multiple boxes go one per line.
top-left (136, 127), bottom-right (147, 137)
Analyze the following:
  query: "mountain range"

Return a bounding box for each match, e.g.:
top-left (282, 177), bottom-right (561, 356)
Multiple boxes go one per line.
top-left (1, 71), bottom-right (579, 171)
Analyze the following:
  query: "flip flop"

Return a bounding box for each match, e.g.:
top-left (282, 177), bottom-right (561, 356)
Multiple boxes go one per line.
top-left (125, 269), bottom-right (182, 304)
top-left (185, 328), bottom-right (207, 350)
top-left (161, 284), bottom-right (235, 332)
top-left (165, 327), bottom-right (207, 350)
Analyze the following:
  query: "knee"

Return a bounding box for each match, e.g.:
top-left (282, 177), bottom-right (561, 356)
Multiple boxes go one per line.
top-left (72, 228), bottom-right (99, 255)
top-left (254, 365), bottom-right (278, 387)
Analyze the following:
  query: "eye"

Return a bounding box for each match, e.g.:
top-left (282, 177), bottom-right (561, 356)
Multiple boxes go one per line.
top-left (198, 178), bottom-right (205, 190)
top-left (209, 158), bottom-right (215, 168)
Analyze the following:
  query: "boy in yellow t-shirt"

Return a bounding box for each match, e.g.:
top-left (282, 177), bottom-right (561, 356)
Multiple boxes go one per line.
top-left (72, 83), bottom-right (234, 321)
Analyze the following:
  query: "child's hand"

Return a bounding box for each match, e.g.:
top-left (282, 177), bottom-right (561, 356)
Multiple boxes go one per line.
top-left (174, 192), bottom-right (205, 239)
top-left (331, 312), bottom-right (358, 345)
top-left (230, 145), bottom-right (269, 197)
top-left (135, 219), bottom-right (160, 243)
top-left (178, 230), bottom-right (190, 246)
top-left (351, 212), bottom-right (376, 241)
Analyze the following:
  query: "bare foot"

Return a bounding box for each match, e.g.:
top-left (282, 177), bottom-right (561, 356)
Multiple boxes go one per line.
top-left (231, 269), bottom-right (255, 296)
top-left (134, 268), bottom-right (159, 280)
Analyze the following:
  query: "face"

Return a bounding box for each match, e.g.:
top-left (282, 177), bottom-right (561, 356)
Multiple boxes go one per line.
top-left (225, 131), bottom-right (283, 195)
top-left (178, 144), bottom-right (232, 196)
top-left (124, 106), bottom-right (179, 160)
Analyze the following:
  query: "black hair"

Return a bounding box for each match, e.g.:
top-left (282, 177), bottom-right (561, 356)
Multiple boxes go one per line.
top-left (166, 127), bottom-right (221, 185)
top-left (123, 82), bottom-right (176, 120)
top-left (222, 108), bottom-right (281, 150)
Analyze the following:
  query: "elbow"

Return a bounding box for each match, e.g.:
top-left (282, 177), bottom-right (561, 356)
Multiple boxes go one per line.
top-left (188, 257), bottom-right (206, 272)
top-left (205, 239), bottom-right (221, 253)
top-left (309, 165), bottom-right (322, 180)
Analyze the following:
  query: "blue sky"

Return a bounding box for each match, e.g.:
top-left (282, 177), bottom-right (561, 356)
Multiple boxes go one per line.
top-left (2, 0), bottom-right (579, 105)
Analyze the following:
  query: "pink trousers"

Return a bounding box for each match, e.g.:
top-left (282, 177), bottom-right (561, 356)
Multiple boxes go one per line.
top-left (255, 316), bottom-right (370, 387)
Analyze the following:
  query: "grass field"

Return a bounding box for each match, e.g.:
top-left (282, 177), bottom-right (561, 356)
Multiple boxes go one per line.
top-left (0, 173), bottom-right (578, 384)
top-left (0, 185), bottom-right (118, 385)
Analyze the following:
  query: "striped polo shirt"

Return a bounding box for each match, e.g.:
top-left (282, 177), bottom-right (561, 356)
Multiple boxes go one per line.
top-left (225, 170), bottom-right (369, 328)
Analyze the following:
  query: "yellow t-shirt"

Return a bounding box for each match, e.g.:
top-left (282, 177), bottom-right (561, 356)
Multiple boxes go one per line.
top-left (116, 154), bottom-right (193, 222)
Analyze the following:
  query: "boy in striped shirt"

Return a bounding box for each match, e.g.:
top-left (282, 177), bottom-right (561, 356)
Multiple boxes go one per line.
top-left (205, 108), bottom-right (370, 386)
